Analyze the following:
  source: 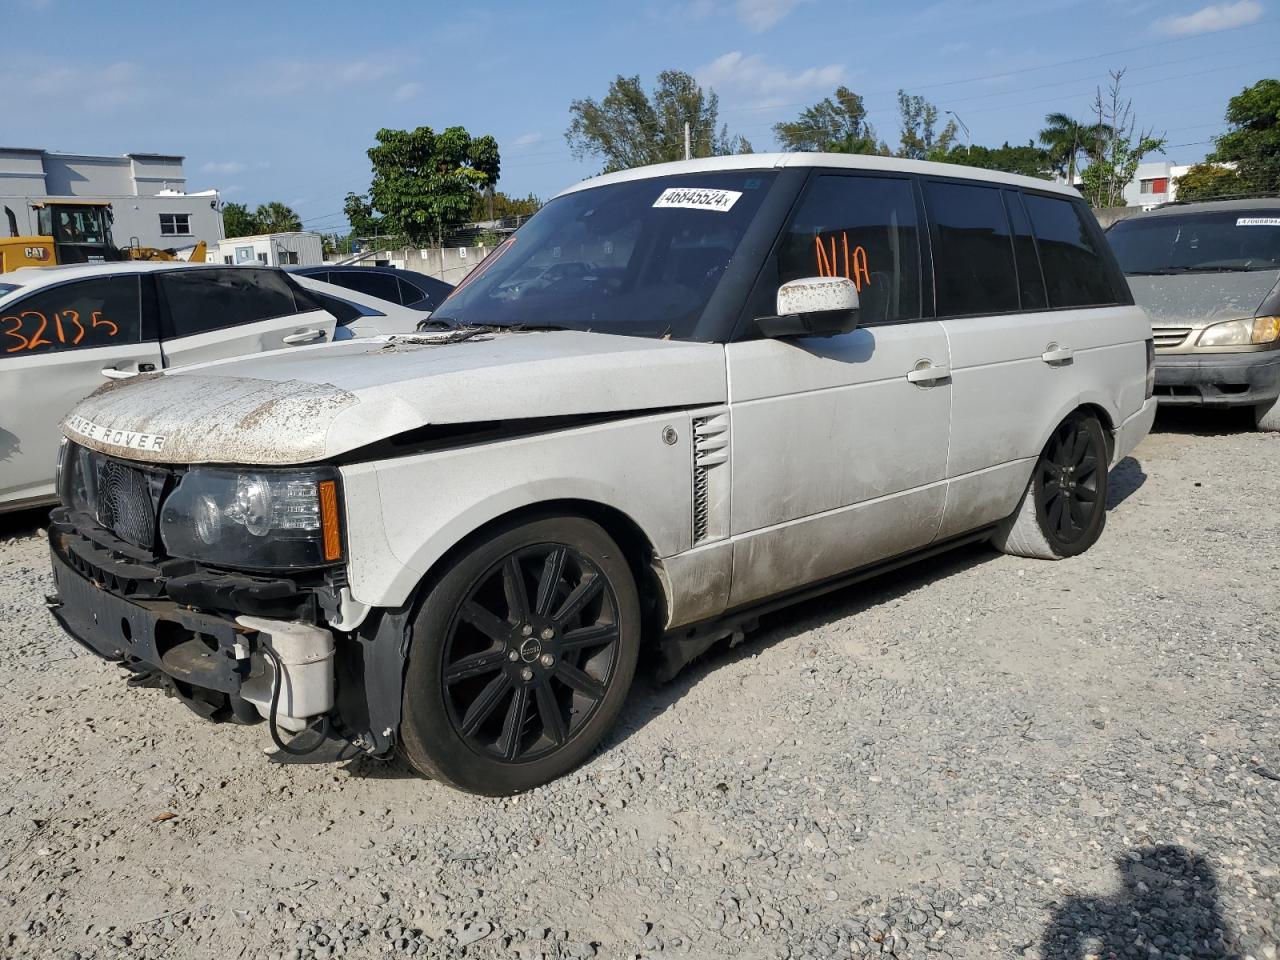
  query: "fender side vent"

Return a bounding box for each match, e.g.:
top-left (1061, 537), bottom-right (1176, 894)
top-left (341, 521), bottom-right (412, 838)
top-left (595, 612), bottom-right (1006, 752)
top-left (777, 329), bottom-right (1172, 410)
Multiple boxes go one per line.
top-left (692, 414), bottom-right (729, 543)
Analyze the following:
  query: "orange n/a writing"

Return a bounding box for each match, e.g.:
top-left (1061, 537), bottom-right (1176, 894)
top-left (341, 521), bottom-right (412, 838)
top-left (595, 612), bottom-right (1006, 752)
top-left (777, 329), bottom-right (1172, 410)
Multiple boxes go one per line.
top-left (814, 233), bottom-right (870, 291)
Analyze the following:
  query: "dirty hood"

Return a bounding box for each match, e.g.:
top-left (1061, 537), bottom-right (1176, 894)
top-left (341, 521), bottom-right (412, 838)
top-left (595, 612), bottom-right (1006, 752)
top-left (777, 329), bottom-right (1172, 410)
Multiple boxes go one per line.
top-left (1126, 270), bottom-right (1280, 326)
top-left (62, 330), bottom-right (726, 465)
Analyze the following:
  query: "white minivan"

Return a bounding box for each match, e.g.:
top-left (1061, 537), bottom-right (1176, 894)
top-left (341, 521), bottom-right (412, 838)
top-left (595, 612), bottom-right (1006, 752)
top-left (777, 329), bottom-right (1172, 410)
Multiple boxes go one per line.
top-left (47, 155), bottom-right (1156, 794)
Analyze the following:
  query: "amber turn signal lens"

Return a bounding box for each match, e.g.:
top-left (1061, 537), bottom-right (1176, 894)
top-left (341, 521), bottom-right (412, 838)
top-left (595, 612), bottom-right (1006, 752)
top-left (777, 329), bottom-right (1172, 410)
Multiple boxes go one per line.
top-left (318, 479), bottom-right (342, 562)
top-left (1254, 316), bottom-right (1280, 344)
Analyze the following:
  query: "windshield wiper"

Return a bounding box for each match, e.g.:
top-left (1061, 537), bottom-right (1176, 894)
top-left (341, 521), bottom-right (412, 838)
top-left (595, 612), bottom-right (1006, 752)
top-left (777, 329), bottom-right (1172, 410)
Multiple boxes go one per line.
top-left (1129, 265), bottom-right (1258, 276)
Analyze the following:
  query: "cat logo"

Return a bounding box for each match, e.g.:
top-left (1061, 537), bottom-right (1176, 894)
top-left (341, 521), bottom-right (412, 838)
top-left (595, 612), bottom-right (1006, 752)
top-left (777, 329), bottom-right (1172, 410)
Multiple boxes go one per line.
top-left (24, 246), bottom-right (50, 261)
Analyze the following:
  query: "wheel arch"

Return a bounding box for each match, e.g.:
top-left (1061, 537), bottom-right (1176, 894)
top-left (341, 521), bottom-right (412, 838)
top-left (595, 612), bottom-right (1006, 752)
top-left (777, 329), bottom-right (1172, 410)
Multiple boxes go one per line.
top-left (398, 498), bottom-right (669, 638)
top-left (1031, 399), bottom-right (1117, 464)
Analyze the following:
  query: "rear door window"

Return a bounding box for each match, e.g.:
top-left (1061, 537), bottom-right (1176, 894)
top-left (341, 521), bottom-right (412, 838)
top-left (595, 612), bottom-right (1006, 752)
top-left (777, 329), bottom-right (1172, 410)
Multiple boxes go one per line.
top-left (159, 268), bottom-right (298, 338)
top-left (1004, 191), bottom-right (1047, 311)
top-left (1022, 194), bottom-right (1118, 308)
top-left (923, 180), bottom-right (1019, 317)
top-left (2, 276), bottom-right (143, 356)
top-left (332, 270), bottom-right (402, 304)
top-left (778, 174), bottom-right (923, 325)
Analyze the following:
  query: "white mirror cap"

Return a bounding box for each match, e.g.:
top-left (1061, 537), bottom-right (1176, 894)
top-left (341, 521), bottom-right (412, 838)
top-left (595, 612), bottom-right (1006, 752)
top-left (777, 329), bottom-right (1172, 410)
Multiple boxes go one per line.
top-left (776, 276), bottom-right (860, 317)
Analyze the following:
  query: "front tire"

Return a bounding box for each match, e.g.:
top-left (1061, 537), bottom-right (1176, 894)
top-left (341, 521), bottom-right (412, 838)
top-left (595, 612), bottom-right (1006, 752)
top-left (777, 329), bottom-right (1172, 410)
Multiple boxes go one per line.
top-left (398, 515), bottom-right (640, 795)
top-left (993, 413), bottom-right (1109, 560)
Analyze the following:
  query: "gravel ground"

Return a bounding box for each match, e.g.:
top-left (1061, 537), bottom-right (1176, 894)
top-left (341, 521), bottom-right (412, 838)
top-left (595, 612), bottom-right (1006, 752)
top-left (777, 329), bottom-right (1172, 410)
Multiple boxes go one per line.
top-left (1, 409), bottom-right (1277, 960)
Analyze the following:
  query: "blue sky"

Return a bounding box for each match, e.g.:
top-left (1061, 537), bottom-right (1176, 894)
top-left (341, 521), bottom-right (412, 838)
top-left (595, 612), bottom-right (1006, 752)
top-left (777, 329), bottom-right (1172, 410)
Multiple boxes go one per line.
top-left (3, 0), bottom-right (1276, 235)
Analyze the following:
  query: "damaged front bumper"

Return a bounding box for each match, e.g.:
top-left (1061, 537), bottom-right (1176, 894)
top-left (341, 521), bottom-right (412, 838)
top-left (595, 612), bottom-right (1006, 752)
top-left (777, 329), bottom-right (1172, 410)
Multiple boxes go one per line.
top-left (46, 508), bottom-right (409, 763)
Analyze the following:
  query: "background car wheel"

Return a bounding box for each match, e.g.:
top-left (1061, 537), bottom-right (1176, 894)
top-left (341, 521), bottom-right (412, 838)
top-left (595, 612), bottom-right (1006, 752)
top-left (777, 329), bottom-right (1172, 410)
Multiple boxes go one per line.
top-left (1254, 396), bottom-right (1280, 432)
top-left (398, 515), bottom-right (640, 795)
top-left (992, 412), bottom-right (1109, 561)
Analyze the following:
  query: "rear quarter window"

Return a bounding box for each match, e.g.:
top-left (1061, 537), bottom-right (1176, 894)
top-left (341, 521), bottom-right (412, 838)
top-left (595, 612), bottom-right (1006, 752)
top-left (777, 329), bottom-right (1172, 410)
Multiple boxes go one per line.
top-left (1, 276), bottom-right (143, 357)
top-left (1023, 195), bottom-right (1119, 308)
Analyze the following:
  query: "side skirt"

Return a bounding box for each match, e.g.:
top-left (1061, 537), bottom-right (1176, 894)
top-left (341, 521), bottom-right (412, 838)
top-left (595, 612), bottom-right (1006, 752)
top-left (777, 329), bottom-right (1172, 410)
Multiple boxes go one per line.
top-left (655, 525), bottom-right (997, 680)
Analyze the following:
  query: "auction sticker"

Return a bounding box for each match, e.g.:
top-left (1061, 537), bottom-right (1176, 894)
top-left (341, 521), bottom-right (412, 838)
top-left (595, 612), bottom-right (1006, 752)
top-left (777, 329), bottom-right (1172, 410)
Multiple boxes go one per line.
top-left (653, 187), bottom-right (742, 212)
top-left (64, 414), bottom-right (167, 453)
top-left (1237, 217), bottom-right (1280, 226)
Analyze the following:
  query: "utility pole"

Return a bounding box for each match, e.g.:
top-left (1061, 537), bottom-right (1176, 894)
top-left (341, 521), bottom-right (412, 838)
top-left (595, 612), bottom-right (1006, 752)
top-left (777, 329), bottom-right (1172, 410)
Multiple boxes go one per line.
top-left (684, 122), bottom-right (692, 161)
top-left (945, 110), bottom-right (971, 157)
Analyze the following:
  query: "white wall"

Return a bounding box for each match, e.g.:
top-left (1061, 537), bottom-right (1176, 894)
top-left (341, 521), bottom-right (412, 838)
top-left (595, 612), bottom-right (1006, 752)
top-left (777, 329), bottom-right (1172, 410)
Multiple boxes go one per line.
top-left (216, 232), bottom-right (324, 267)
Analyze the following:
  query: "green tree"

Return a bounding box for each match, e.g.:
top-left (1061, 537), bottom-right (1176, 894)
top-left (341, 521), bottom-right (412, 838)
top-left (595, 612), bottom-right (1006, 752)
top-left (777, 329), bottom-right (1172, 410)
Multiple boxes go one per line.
top-left (1078, 70), bottom-right (1166, 208)
top-left (253, 201), bottom-right (302, 233)
top-left (343, 192), bottom-right (384, 240)
top-left (773, 86), bottom-right (888, 154)
top-left (566, 70), bottom-right (752, 173)
top-left (1039, 112), bottom-right (1099, 185)
top-left (221, 201), bottom-right (258, 238)
top-left (1202, 78), bottom-right (1280, 196)
top-left (470, 190), bottom-right (542, 221)
top-left (897, 91), bottom-right (958, 161)
top-left (1175, 163), bottom-right (1244, 201)
top-left (365, 126), bottom-right (500, 246)
top-left (939, 141), bottom-right (1053, 179)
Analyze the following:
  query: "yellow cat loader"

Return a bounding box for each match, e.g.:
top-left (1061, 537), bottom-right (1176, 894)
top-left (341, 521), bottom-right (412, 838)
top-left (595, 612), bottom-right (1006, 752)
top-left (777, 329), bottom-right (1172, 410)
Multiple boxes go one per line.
top-left (0, 199), bottom-right (205, 273)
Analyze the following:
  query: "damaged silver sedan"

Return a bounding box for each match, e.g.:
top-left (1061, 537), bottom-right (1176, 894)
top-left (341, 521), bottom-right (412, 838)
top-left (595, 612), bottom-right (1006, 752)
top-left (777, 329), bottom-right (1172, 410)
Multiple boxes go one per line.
top-left (47, 155), bottom-right (1156, 794)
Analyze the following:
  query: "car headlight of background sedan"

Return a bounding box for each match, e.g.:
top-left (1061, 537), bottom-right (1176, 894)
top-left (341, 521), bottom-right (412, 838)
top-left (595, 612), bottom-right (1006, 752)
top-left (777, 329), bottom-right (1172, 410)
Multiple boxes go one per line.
top-left (1196, 315), bottom-right (1280, 347)
top-left (160, 468), bottom-right (343, 571)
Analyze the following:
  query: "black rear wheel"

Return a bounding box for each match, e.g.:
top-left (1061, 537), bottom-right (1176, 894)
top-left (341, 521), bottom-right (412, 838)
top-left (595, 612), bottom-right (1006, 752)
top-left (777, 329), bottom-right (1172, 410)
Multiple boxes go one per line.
top-left (1034, 416), bottom-right (1105, 549)
top-left (399, 515), bottom-right (639, 795)
top-left (993, 412), bottom-right (1109, 560)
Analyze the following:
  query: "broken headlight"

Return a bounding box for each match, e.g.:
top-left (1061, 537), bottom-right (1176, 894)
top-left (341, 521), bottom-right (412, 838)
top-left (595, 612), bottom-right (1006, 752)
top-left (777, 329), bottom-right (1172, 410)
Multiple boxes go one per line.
top-left (159, 468), bottom-right (343, 571)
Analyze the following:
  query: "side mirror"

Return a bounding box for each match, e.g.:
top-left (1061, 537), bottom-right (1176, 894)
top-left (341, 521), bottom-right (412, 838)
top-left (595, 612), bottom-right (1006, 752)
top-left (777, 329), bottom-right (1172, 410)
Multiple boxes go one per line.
top-left (755, 276), bottom-right (860, 338)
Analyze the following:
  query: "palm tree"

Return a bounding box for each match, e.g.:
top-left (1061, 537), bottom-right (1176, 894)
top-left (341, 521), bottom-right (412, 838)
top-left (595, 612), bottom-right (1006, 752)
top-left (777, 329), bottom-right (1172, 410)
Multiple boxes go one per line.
top-left (253, 201), bottom-right (302, 234)
top-left (1040, 113), bottom-right (1089, 186)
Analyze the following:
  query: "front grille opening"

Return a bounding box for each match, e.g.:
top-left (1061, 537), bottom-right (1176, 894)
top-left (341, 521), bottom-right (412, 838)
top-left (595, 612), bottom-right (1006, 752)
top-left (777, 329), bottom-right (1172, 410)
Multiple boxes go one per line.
top-left (1215, 383), bottom-right (1250, 395)
top-left (1155, 385), bottom-right (1201, 397)
top-left (95, 459), bottom-right (156, 549)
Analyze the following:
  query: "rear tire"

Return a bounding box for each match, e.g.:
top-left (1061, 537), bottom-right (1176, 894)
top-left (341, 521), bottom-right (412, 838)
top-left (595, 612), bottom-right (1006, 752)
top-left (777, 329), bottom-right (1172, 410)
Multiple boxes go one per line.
top-left (398, 515), bottom-right (640, 795)
top-left (1254, 396), bottom-right (1280, 432)
top-left (993, 413), bottom-right (1109, 560)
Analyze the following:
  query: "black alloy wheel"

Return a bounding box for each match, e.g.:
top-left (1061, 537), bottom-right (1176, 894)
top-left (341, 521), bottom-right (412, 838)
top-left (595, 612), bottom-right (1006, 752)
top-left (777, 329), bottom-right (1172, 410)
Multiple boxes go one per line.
top-left (398, 515), bottom-right (640, 795)
top-left (1035, 416), bottom-right (1105, 549)
top-left (442, 544), bottom-right (621, 763)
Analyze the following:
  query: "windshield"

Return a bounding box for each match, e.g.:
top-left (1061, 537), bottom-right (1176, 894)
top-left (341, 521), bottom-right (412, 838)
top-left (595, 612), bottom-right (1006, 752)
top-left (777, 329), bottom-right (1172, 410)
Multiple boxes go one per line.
top-left (435, 171), bottom-right (778, 339)
top-left (1108, 209), bottom-right (1280, 274)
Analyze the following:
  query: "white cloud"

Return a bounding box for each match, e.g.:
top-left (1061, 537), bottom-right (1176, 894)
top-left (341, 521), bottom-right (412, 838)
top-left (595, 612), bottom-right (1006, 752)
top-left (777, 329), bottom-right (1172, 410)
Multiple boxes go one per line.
top-left (392, 81), bottom-right (421, 102)
top-left (735, 0), bottom-right (799, 31)
top-left (511, 132), bottom-right (543, 148)
top-left (1156, 0), bottom-right (1263, 34)
top-left (697, 51), bottom-right (844, 106)
top-left (201, 160), bottom-right (246, 175)
top-left (258, 57), bottom-right (406, 96)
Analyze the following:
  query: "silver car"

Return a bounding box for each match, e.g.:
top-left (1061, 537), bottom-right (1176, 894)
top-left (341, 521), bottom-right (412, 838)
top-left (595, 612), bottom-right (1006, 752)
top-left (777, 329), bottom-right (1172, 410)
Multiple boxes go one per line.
top-left (1107, 198), bottom-right (1280, 430)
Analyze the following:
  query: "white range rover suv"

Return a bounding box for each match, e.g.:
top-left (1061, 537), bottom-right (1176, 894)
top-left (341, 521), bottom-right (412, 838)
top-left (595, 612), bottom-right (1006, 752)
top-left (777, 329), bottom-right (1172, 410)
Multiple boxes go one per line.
top-left (47, 155), bottom-right (1157, 795)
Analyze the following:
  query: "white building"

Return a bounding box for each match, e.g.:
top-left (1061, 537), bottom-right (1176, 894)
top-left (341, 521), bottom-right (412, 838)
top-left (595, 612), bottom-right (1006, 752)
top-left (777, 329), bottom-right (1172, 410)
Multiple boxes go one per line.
top-left (215, 231), bottom-right (324, 267)
top-left (0, 147), bottom-right (222, 251)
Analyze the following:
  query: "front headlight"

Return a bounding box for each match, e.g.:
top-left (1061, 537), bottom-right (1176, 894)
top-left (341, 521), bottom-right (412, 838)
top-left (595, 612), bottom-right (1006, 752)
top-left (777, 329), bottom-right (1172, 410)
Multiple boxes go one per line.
top-left (1196, 316), bottom-right (1280, 347)
top-left (160, 467), bottom-right (343, 571)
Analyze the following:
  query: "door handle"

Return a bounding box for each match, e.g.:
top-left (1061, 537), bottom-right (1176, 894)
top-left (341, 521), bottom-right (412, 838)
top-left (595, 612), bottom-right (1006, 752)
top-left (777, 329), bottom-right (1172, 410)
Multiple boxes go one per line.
top-left (100, 367), bottom-right (137, 380)
top-left (283, 329), bottom-right (325, 345)
top-left (906, 361), bottom-right (951, 384)
top-left (1041, 344), bottom-right (1074, 364)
